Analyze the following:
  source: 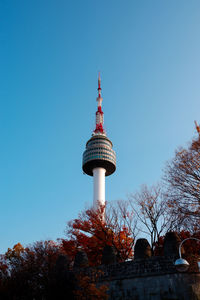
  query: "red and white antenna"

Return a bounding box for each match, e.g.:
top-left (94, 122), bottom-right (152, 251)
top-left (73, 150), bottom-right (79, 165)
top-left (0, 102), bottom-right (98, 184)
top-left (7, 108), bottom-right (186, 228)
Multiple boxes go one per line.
top-left (98, 72), bottom-right (101, 98)
top-left (94, 73), bottom-right (105, 134)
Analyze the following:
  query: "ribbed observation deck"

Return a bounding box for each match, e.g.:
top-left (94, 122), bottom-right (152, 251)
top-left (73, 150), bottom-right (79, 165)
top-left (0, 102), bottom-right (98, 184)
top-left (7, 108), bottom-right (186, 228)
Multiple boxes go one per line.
top-left (82, 134), bottom-right (116, 176)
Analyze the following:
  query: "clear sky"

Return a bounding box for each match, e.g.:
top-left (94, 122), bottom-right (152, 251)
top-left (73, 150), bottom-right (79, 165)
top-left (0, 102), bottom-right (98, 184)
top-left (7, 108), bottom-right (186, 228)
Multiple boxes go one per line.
top-left (1, 0), bottom-right (200, 253)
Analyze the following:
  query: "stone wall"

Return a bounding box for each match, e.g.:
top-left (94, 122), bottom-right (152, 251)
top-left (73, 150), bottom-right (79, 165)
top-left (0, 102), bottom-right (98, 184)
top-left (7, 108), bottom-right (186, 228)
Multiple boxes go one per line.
top-left (74, 233), bottom-right (200, 299)
top-left (77, 256), bottom-right (200, 299)
top-left (107, 273), bottom-right (200, 300)
top-left (95, 257), bottom-right (200, 300)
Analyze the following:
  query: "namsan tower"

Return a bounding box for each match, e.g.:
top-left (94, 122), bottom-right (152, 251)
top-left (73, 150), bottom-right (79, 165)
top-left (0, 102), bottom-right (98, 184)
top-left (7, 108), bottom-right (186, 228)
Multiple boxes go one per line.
top-left (82, 74), bottom-right (116, 208)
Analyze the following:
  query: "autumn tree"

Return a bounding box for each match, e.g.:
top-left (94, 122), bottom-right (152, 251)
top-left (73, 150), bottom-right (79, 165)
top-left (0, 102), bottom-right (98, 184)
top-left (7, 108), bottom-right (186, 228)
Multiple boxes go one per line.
top-left (1, 239), bottom-right (109, 300)
top-left (154, 230), bottom-right (200, 257)
top-left (0, 202), bottom-right (136, 298)
top-left (164, 133), bottom-right (200, 230)
top-left (178, 230), bottom-right (200, 257)
top-left (129, 184), bottom-right (175, 252)
top-left (74, 270), bottom-right (108, 300)
top-left (0, 254), bottom-right (9, 299)
top-left (62, 203), bottom-right (136, 265)
top-left (105, 200), bottom-right (137, 259)
top-left (3, 241), bottom-right (74, 299)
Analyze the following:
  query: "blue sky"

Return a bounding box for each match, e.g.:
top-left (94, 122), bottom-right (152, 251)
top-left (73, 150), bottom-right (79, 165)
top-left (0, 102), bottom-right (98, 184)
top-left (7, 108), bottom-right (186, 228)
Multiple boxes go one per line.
top-left (1, 0), bottom-right (200, 253)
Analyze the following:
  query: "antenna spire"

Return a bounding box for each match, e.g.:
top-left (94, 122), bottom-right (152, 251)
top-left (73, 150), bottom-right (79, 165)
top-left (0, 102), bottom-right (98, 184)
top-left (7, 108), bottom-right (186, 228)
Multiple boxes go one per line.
top-left (94, 73), bottom-right (104, 134)
top-left (98, 72), bottom-right (101, 98)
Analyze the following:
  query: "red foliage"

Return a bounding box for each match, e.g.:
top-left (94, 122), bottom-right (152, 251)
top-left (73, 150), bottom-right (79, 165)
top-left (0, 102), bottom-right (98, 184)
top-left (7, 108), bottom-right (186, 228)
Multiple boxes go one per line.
top-left (179, 230), bottom-right (200, 257)
top-left (74, 271), bottom-right (108, 300)
top-left (154, 231), bottom-right (200, 257)
top-left (62, 204), bottom-right (134, 265)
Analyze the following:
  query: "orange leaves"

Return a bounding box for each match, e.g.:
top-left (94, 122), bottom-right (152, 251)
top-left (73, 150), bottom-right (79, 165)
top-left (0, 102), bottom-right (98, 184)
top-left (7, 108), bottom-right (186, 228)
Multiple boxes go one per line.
top-left (5, 243), bottom-right (25, 260)
top-left (74, 272), bottom-right (108, 300)
top-left (63, 204), bottom-right (134, 265)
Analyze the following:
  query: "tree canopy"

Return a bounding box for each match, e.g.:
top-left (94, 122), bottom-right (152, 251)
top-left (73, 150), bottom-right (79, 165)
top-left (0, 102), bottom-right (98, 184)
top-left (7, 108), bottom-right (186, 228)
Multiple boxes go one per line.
top-left (62, 203), bottom-right (135, 265)
top-left (164, 134), bottom-right (200, 230)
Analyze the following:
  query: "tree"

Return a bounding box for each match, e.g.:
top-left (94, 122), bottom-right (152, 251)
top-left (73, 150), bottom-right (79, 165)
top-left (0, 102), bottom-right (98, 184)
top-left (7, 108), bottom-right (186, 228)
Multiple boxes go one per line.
top-left (129, 184), bottom-right (175, 252)
top-left (0, 254), bottom-right (9, 299)
top-left (0, 201), bottom-right (136, 298)
top-left (3, 240), bottom-right (74, 299)
top-left (62, 203), bottom-right (136, 265)
top-left (164, 134), bottom-right (200, 229)
top-left (1, 239), bottom-right (109, 300)
top-left (178, 230), bottom-right (200, 257)
top-left (154, 230), bottom-right (200, 257)
top-left (74, 270), bottom-right (108, 300)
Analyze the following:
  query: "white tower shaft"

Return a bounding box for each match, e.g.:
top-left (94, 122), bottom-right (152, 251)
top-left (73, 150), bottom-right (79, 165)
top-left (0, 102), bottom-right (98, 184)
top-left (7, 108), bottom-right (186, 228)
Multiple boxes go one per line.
top-left (93, 167), bottom-right (106, 208)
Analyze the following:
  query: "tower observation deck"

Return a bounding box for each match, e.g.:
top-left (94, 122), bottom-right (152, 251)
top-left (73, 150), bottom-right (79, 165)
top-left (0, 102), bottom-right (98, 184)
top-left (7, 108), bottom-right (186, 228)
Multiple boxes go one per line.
top-left (82, 75), bottom-right (116, 207)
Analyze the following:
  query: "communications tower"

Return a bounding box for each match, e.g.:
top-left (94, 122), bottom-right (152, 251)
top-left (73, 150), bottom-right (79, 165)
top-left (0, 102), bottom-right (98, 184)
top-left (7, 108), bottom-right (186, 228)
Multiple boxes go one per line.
top-left (82, 75), bottom-right (116, 208)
